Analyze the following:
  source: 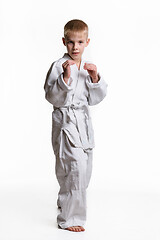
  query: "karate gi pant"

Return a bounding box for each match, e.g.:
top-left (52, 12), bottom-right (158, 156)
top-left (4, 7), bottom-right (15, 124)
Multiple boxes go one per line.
top-left (54, 131), bottom-right (93, 229)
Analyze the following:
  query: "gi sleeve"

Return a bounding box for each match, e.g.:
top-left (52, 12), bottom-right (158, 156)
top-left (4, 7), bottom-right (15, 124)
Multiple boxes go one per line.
top-left (44, 62), bottom-right (73, 106)
top-left (86, 73), bottom-right (108, 106)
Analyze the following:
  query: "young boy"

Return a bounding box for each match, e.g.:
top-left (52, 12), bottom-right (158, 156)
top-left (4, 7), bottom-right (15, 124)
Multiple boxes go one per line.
top-left (44, 19), bottom-right (107, 232)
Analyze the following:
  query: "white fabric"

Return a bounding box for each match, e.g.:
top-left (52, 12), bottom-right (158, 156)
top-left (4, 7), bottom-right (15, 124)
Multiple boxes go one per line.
top-left (44, 53), bottom-right (107, 228)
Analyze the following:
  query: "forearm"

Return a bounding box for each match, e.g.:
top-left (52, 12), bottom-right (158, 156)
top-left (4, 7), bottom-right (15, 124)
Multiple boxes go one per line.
top-left (86, 74), bottom-right (107, 105)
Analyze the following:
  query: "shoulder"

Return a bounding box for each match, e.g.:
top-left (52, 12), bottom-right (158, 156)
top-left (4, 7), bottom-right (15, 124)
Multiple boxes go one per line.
top-left (51, 58), bottom-right (63, 68)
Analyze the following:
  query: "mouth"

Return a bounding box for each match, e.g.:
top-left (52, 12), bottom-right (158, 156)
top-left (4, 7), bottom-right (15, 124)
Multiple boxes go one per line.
top-left (72, 52), bottom-right (79, 55)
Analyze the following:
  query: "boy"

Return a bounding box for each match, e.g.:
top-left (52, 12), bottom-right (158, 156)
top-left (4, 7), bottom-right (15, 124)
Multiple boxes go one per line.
top-left (44, 19), bottom-right (107, 232)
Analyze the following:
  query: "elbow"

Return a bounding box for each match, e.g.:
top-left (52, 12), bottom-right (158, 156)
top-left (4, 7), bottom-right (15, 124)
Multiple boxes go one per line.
top-left (88, 87), bottom-right (107, 106)
top-left (45, 92), bottom-right (55, 105)
top-left (89, 94), bottom-right (106, 106)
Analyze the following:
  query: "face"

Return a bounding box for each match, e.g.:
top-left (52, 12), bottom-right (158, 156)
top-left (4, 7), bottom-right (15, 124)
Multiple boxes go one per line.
top-left (62, 31), bottom-right (90, 63)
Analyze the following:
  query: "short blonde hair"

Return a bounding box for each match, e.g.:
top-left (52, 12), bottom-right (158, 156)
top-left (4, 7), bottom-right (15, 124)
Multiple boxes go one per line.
top-left (64, 19), bottom-right (88, 38)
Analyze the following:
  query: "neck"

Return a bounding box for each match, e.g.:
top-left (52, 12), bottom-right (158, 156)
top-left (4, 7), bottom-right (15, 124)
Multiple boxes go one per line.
top-left (76, 60), bottom-right (81, 70)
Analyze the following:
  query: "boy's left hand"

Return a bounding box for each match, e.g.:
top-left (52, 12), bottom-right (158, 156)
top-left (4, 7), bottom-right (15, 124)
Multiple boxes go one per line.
top-left (84, 63), bottom-right (99, 83)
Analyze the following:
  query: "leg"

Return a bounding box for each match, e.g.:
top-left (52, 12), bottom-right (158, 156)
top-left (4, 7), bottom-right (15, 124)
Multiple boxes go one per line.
top-left (56, 151), bottom-right (93, 210)
top-left (55, 132), bottom-right (92, 231)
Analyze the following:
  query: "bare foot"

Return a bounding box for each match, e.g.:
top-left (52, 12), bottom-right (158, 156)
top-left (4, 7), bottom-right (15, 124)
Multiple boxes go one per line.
top-left (66, 226), bottom-right (85, 232)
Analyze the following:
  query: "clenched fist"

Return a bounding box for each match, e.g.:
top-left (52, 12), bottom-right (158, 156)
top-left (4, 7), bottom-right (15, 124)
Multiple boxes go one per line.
top-left (62, 60), bottom-right (75, 84)
top-left (84, 63), bottom-right (99, 83)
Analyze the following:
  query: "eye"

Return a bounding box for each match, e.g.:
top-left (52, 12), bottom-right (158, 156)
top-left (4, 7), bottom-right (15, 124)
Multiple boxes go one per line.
top-left (67, 41), bottom-right (73, 44)
top-left (79, 41), bottom-right (83, 44)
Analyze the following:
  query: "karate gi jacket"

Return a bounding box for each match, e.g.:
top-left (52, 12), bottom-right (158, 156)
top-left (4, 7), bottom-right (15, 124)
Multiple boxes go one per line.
top-left (44, 53), bottom-right (107, 156)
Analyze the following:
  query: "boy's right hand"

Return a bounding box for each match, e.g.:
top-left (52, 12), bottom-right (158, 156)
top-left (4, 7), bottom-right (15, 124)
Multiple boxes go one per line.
top-left (62, 60), bottom-right (75, 84)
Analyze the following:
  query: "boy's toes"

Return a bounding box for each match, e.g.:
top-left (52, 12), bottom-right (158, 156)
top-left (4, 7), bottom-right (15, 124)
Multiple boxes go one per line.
top-left (67, 227), bottom-right (73, 231)
top-left (80, 226), bottom-right (85, 231)
top-left (75, 226), bottom-right (81, 232)
top-left (66, 226), bottom-right (85, 232)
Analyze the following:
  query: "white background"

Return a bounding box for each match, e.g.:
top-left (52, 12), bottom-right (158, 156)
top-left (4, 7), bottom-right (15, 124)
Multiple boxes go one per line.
top-left (0, 0), bottom-right (160, 239)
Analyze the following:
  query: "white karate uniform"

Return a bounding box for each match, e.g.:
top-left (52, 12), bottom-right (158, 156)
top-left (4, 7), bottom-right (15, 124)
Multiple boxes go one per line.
top-left (44, 53), bottom-right (107, 229)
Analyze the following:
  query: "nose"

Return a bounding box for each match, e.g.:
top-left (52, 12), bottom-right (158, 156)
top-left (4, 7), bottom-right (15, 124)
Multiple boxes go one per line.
top-left (73, 42), bottom-right (78, 50)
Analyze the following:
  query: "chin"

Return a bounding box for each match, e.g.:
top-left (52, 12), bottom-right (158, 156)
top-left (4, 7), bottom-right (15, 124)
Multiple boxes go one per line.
top-left (72, 55), bottom-right (81, 61)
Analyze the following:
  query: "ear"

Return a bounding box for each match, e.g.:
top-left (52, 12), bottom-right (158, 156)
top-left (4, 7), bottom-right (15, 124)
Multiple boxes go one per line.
top-left (62, 37), bottom-right (66, 46)
top-left (86, 38), bottom-right (90, 47)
